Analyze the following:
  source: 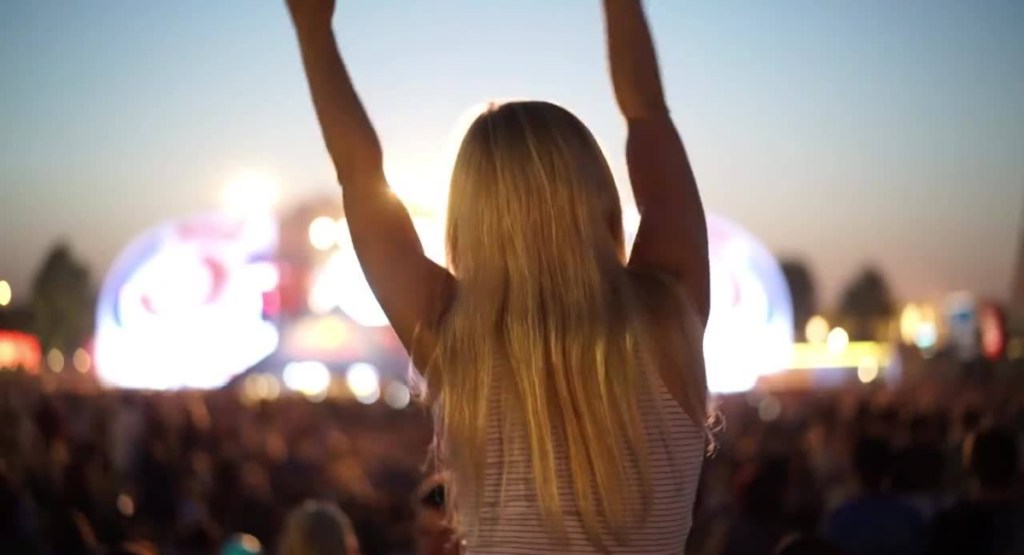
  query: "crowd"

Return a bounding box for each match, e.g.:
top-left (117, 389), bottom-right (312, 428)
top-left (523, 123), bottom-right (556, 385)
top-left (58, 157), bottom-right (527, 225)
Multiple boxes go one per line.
top-left (0, 374), bottom-right (445, 555)
top-left (0, 362), bottom-right (1021, 555)
top-left (688, 366), bottom-right (1024, 555)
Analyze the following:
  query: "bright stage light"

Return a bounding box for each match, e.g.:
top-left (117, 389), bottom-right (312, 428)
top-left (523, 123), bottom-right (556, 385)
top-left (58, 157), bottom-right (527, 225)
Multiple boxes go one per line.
top-left (915, 322), bottom-right (937, 350)
top-left (309, 216), bottom-right (337, 251)
top-left (47, 349), bottom-right (64, 373)
top-left (304, 206), bottom-right (791, 394)
top-left (308, 216), bottom-right (445, 327)
top-left (346, 362), bottom-right (380, 403)
top-left (701, 214), bottom-right (794, 393)
top-left (899, 304), bottom-right (922, 345)
top-left (223, 170), bottom-right (279, 214)
top-left (789, 340), bottom-right (890, 371)
top-left (827, 327), bottom-right (850, 355)
top-left (857, 357), bottom-right (879, 383)
top-left (244, 373), bottom-right (282, 402)
top-left (283, 361), bottom-right (331, 398)
top-left (310, 249), bottom-right (388, 326)
top-left (94, 212), bottom-right (280, 390)
top-left (805, 315), bottom-right (830, 344)
top-left (0, 280), bottom-right (11, 307)
top-left (73, 348), bottom-right (91, 373)
top-left (383, 382), bottom-right (411, 409)
top-left (0, 332), bottom-right (41, 372)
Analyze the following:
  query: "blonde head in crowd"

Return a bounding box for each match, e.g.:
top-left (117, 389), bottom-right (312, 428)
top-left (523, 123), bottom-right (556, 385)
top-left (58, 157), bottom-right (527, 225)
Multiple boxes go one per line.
top-left (278, 500), bottom-right (360, 555)
top-left (421, 100), bottom-right (709, 545)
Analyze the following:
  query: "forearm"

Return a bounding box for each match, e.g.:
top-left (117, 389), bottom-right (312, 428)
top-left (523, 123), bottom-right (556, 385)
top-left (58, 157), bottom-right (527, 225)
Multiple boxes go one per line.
top-left (603, 0), bottom-right (667, 119)
top-left (293, 22), bottom-right (384, 189)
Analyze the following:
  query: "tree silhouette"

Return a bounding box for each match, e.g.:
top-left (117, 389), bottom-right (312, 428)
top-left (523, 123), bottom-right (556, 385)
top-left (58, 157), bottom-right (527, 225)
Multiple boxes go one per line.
top-left (31, 243), bottom-right (96, 352)
top-left (780, 258), bottom-right (818, 340)
top-left (838, 267), bottom-right (895, 341)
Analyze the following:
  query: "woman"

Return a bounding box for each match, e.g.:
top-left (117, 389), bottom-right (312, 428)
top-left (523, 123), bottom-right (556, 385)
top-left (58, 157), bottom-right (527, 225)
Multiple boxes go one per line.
top-left (287, 1), bottom-right (711, 553)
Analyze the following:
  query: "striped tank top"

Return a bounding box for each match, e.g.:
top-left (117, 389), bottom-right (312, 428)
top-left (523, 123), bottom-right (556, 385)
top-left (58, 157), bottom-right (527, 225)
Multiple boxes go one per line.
top-left (459, 372), bottom-right (705, 554)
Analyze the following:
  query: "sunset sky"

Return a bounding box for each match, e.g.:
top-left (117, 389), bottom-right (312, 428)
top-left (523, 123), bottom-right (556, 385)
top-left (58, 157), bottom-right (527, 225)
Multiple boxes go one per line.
top-left (2, 0), bottom-right (1023, 308)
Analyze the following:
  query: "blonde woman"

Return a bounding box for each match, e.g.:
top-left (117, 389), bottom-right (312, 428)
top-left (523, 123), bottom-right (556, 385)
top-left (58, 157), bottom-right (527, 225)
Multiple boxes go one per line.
top-left (287, 0), bottom-right (710, 552)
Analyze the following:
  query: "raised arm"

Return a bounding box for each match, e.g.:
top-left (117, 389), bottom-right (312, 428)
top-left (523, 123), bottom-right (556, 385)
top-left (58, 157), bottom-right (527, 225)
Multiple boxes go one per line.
top-left (287, 0), bottom-right (453, 356)
top-left (603, 0), bottom-right (710, 325)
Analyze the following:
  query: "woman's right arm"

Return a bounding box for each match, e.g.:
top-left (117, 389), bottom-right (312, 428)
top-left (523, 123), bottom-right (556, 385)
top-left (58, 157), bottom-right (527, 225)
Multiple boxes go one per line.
top-left (603, 0), bottom-right (710, 326)
top-left (287, 0), bottom-right (454, 358)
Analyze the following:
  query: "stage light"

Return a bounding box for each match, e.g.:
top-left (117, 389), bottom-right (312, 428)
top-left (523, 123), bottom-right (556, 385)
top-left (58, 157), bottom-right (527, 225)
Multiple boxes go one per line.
top-left (857, 357), bottom-right (879, 383)
top-left (223, 170), bottom-right (279, 214)
top-left (346, 362), bottom-right (380, 403)
top-left (915, 322), bottom-right (938, 350)
top-left (73, 348), bottom-right (91, 373)
top-left (900, 304), bottom-right (922, 345)
top-left (47, 349), bottom-right (64, 373)
top-left (244, 373), bottom-right (282, 402)
top-left (701, 214), bottom-right (794, 393)
top-left (827, 327), bottom-right (849, 355)
top-left (383, 382), bottom-right (411, 409)
top-left (0, 280), bottom-right (11, 307)
top-left (309, 216), bottom-right (337, 251)
top-left (805, 315), bottom-right (829, 344)
top-left (94, 212), bottom-right (279, 390)
top-left (283, 361), bottom-right (331, 398)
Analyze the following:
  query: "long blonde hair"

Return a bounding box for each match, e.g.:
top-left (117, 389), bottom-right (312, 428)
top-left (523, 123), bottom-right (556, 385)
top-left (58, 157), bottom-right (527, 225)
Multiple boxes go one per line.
top-left (423, 101), bottom-right (707, 547)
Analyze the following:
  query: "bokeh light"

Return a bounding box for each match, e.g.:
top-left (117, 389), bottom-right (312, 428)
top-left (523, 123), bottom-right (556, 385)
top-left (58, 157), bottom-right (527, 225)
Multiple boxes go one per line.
top-left (383, 382), bottom-right (411, 409)
top-left (827, 327), bottom-right (849, 355)
top-left (47, 349), bottom-right (64, 373)
top-left (0, 280), bottom-right (11, 307)
top-left (222, 170), bottom-right (279, 215)
top-left (979, 304), bottom-right (1006, 361)
top-left (72, 348), bottom-right (91, 373)
top-left (307, 217), bottom-right (443, 327)
top-left (346, 362), bottom-right (380, 404)
top-left (805, 315), bottom-right (830, 344)
top-left (899, 304), bottom-right (922, 345)
top-left (857, 356), bottom-right (880, 383)
top-left (0, 332), bottom-right (41, 372)
top-left (915, 322), bottom-right (938, 350)
top-left (243, 373), bottom-right (281, 402)
top-left (283, 361), bottom-right (331, 399)
top-left (309, 249), bottom-right (388, 326)
top-left (308, 216), bottom-right (337, 251)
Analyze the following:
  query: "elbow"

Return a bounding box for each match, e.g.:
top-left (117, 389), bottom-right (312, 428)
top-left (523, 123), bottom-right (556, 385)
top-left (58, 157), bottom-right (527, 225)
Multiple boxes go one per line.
top-left (333, 144), bottom-right (384, 188)
top-left (620, 100), bottom-right (670, 122)
top-left (615, 86), bottom-right (669, 120)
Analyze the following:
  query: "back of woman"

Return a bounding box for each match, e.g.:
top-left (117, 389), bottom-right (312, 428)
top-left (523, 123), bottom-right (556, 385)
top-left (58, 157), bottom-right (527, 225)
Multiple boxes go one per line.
top-left (462, 318), bottom-right (707, 554)
top-left (286, 0), bottom-right (712, 552)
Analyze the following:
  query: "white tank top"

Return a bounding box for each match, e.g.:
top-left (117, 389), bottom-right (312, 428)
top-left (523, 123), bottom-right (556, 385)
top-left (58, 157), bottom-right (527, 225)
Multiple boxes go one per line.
top-left (459, 373), bottom-right (704, 554)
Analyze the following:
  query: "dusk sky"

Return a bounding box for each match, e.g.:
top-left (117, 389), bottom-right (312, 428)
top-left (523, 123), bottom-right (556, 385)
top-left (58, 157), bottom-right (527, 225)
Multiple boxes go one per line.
top-left (2, 0), bottom-right (1023, 308)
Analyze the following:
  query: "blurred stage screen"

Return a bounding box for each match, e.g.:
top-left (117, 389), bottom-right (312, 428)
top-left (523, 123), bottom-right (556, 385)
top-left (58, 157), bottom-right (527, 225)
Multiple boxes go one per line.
top-left (93, 209), bottom-right (801, 394)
